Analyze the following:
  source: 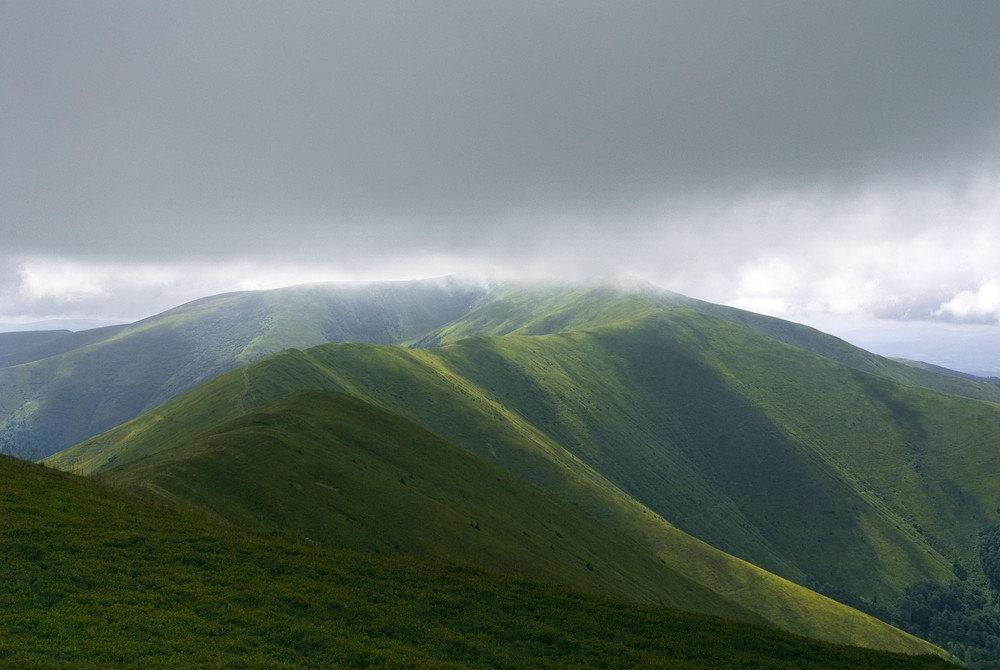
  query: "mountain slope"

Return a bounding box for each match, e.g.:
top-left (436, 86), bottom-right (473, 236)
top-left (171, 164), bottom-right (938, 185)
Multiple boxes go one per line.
top-left (0, 278), bottom-right (480, 457)
top-left (99, 389), bottom-right (756, 622)
top-left (418, 283), bottom-right (1000, 405)
top-left (0, 328), bottom-right (116, 368)
top-left (5, 279), bottom-right (996, 459)
top-left (301, 315), bottom-right (991, 602)
top-left (53, 308), bottom-right (1000, 604)
top-left (2, 455), bottom-right (952, 668)
top-left (49, 316), bottom-right (966, 655)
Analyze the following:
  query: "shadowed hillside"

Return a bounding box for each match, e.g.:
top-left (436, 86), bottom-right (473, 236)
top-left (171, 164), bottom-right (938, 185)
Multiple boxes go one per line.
top-left (2, 455), bottom-right (952, 668)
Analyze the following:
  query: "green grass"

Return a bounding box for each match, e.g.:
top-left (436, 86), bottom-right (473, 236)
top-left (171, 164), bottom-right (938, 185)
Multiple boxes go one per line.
top-left (2, 454), bottom-right (955, 669)
top-left (99, 390), bottom-right (753, 622)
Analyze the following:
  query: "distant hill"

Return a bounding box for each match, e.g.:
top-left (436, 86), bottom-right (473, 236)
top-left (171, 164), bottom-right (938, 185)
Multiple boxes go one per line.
top-left (6, 279), bottom-right (998, 459)
top-left (3, 454), bottom-right (951, 668)
top-left (891, 357), bottom-right (1000, 384)
top-left (1, 278), bottom-right (480, 457)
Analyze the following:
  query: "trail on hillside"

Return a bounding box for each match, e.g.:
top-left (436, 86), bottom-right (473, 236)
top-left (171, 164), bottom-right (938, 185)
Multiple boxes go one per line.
top-left (235, 367), bottom-right (250, 414)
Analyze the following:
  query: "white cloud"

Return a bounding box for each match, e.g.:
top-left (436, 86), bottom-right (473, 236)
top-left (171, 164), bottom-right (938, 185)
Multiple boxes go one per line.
top-left (0, 254), bottom-right (480, 323)
top-left (3, 169), bottom-right (998, 327)
top-left (936, 280), bottom-right (1000, 324)
top-left (646, 174), bottom-right (1000, 324)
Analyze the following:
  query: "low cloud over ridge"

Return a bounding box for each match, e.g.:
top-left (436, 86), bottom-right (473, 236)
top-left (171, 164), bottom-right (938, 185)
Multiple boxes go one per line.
top-left (2, 1), bottom-right (999, 327)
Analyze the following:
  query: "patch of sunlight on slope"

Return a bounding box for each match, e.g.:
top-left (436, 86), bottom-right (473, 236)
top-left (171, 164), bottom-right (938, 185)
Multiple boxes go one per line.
top-left (412, 284), bottom-right (666, 346)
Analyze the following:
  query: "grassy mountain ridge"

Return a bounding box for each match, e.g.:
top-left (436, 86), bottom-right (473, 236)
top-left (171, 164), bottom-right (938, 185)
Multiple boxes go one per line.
top-left (408, 284), bottom-right (664, 346)
top-left (675, 310), bottom-right (1000, 578)
top-left (278, 313), bottom-right (980, 602)
top-left (412, 282), bottom-right (1000, 405)
top-left (50, 312), bottom-right (966, 655)
top-left (2, 454), bottom-right (952, 668)
top-left (0, 279), bottom-right (480, 458)
top-left (53, 306), bottom-right (999, 597)
top-left (100, 388), bottom-right (757, 622)
top-left (4, 279), bottom-right (996, 459)
top-left (0, 325), bottom-right (136, 368)
top-left (647, 290), bottom-right (1000, 405)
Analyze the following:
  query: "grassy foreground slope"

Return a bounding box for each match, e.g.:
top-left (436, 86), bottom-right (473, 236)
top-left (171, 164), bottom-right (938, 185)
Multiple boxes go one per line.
top-left (2, 456), bottom-right (952, 669)
top-left (52, 338), bottom-right (947, 655)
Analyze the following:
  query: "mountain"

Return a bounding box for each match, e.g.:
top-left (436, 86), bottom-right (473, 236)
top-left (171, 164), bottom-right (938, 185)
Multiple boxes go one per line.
top-left (53, 305), bottom-right (999, 603)
top-left (892, 357), bottom-right (1000, 384)
top-left (51, 305), bottom-right (998, 655)
top-left (95, 388), bottom-right (756, 622)
top-left (6, 279), bottom-right (998, 459)
top-left (20, 279), bottom-right (1000, 660)
top-left (2, 454), bottom-right (952, 668)
top-left (45, 378), bottom-right (944, 655)
top-left (0, 278), bottom-right (480, 458)
top-left (0, 325), bottom-right (126, 367)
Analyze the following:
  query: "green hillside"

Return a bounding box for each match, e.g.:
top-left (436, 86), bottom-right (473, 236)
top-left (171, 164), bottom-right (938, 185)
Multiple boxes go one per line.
top-left (51, 317), bottom-right (961, 656)
top-left (2, 455), bottom-right (953, 669)
top-left (666, 293), bottom-right (1000, 404)
top-left (418, 283), bottom-right (1000, 405)
top-left (0, 279), bottom-right (479, 458)
top-left (64, 308), bottom-right (999, 604)
top-left (16, 280), bottom-right (1000, 661)
top-left (5, 279), bottom-right (996, 460)
top-left (0, 325), bottom-right (134, 368)
top-left (0, 329), bottom-right (83, 367)
top-left (98, 389), bottom-right (754, 622)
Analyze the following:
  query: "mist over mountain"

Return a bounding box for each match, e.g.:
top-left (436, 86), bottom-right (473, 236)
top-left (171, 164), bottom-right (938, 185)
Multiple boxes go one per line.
top-left (7, 2), bottom-right (999, 664)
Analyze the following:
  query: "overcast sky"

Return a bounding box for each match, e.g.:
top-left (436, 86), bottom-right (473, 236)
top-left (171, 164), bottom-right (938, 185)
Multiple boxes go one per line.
top-left (3, 2), bottom-right (1000, 345)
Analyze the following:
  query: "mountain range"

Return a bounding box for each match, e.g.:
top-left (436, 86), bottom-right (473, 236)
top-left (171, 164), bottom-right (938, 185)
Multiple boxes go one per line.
top-left (6, 277), bottom-right (1000, 665)
top-left (5, 279), bottom-right (997, 461)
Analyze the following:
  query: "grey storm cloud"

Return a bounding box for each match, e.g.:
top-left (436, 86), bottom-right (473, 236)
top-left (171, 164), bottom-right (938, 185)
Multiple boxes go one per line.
top-left (2, 1), bottom-right (1000, 333)
top-left (5, 1), bottom-right (1000, 259)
